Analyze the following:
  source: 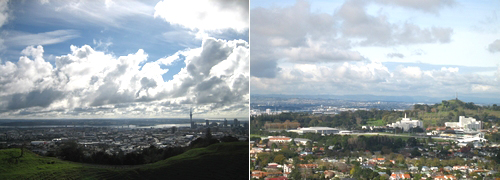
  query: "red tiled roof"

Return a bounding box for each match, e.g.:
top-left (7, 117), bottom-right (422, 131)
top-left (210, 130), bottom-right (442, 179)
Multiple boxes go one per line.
top-left (265, 176), bottom-right (288, 180)
top-left (391, 174), bottom-right (410, 179)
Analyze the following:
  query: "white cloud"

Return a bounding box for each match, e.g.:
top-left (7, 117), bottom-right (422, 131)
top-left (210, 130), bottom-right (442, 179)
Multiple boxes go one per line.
top-left (488, 39), bottom-right (500, 53)
top-left (3, 30), bottom-right (80, 47)
top-left (252, 62), bottom-right (499, 97)
top-left (281, 37), bottom-right (364, 63)
top-left (154, 0), bottom-right (249, 33)
top-left (374, 0), bottom-right (456, 14)
top-left (92, 38), bottom-right (113, 51)
top-left (39, 0), bottom-right (49, 5)
top-left (0, 0), bottom-right (9, 28)
top-left (387, 53), bottom-right (404, 58)
top-left (156, 52), bottom-right (181, 66)
top-left (336, 0), bottom-right (453, 46)
top-left (51, 0), bottom-right (154, 28)
top-left (0, 37), bottom-right (249, 118)
top-left (250, 0), bottom-right (454, 78)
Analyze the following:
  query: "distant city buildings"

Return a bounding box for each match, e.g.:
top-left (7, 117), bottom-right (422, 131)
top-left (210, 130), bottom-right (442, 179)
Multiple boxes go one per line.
top-left (287, 127), bottom-right (339, 135)
top-left (250, 109), bottom-right (282, 116)
top-left (445, 116), bottom-right (482, 130)
top-left (190, 108), bottom-right (196, 129)
top-left (387, 114), bottom-right (423, 131)
top-left (268, 136), bottom-right (292, 143)
top-left (233, 118), bottom-right (239, 127)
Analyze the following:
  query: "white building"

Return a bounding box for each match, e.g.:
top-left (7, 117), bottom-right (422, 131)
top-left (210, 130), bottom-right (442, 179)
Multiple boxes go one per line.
top-left (445, 116), bottom-right (482, 130)
top-left (293, 138), bottom-right (311, 145)
top-left (287, 127), bottom-right (339, 135)
top-left (267, 136), bottom-right (292, 143)
top-left (388, 114), bottom-right (423, 131)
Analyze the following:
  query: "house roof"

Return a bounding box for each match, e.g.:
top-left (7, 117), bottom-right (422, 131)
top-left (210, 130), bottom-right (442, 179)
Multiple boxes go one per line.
top-left (269, 138), bottom-right (291, 141)
top-left (265, 176), bottom-right (288, 180)
top-left (391, 174), bottom-right (410, 179)
top-left (434, 175), bottom-right (456, 180)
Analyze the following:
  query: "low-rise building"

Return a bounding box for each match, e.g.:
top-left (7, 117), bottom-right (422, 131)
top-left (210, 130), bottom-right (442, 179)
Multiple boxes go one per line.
top-left (387, 114), bottom-right (423, 131)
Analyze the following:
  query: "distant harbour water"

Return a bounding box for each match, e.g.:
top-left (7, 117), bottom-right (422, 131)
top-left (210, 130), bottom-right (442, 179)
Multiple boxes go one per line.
top-left (0, 123), bottom-right (191, 129)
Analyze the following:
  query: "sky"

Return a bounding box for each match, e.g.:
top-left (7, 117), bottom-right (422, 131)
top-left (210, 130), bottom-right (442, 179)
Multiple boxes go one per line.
top-left (250, 0), bottom-right (500, 103)
top-left (0, 0), bottom-right (249, 119)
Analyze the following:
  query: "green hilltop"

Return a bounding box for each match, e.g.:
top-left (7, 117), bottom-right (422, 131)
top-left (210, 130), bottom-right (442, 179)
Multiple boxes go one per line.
top-left (412, 99), bottom-right (500, 127)
top-left (0, 141), bottom-right (248, 180)
top-left (251, 99), bottom-right (500, 132)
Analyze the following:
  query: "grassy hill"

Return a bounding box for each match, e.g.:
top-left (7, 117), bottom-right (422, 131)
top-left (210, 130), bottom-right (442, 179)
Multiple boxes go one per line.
top-left (0, 142), bottom-right (248, 180)
top-left (412, 99), bottom-right (500, 127)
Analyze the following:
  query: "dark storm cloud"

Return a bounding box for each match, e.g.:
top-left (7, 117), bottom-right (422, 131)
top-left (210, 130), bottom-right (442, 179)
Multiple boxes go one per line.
top-left (7, 88), bottom-right (64, 110)
top-left (90, 83), bottom-right (135, 106)
top-left (249, 50), bottom-right (281, 78)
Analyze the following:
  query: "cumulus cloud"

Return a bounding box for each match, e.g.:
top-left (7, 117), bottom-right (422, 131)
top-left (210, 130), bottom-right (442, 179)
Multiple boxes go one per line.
top-left (281, 38), bottom-right (364, 63)
top-left (250, 0), bottom-right (454, 78)
top-left (154, 0), bottom-right (249, 33)
top-left (252, 62), bottom-right (499, 97)
top-left (336, 0), bottom-right (453, 46)
top-left (250, 0), bottom-right (361, 78)
top-left (0, 37), bottom-right (249, 118)
top-left (488, 39), bottom-right (500, 53)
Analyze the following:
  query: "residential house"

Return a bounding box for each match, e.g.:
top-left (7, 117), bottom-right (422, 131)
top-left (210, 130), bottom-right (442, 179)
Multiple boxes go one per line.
top-left (389, 173), bottom-right (410, 180)
top-left (433, 175), bottom-right (456, 180)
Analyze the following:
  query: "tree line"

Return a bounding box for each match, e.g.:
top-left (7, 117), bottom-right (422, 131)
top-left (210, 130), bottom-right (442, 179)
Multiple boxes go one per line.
top-left (53, 135), bottom-right (238, 165)
top-left (251, 99), bottom-right (500, 131)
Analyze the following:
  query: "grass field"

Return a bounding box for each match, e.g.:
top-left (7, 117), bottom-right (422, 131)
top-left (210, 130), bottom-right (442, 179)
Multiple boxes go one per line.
top-left (366, 119), bottom-right (385, 126)
top-left (0, 141), bottom-right (249, 180)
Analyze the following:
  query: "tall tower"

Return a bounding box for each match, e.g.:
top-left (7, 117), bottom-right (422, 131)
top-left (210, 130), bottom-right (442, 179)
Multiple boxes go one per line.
top-left (190, 108), bottom-right (194, 129)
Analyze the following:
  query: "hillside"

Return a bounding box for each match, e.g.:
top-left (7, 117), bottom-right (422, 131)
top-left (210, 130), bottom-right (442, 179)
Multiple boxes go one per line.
top-left (412, 99), bottom-right (500, 127)
top-left (0, 142), bottom-right (248, 180)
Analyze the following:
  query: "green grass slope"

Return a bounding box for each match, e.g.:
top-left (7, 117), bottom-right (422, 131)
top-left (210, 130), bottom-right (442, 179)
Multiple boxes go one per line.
top-left (0, 142), bottom-right (249, 180)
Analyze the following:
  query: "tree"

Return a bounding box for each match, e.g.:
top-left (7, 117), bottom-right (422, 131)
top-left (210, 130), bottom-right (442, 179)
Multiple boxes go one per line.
top-left (271, 143), bottom-right (278, 150)
top-left (291, 169), bottom-right (301, 180)
top-left (413, 174), bottom-right (422, 180)
top-left (407, 137), bottom-right (418, 147)
top-left (274, 154), bottom-right (285, 164)
top-left (411, 148), bottom-right (421, 157)
top-left (306, 141), bottom-right (313, 149)
top-left (385, 169), bottom-right (392, 176)
top-left (289, 138), bottom-right (297, 147)
top-left (262, 139), bottom-right (269, 145)
top-left (57, 141), bottom-right (84, 162)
